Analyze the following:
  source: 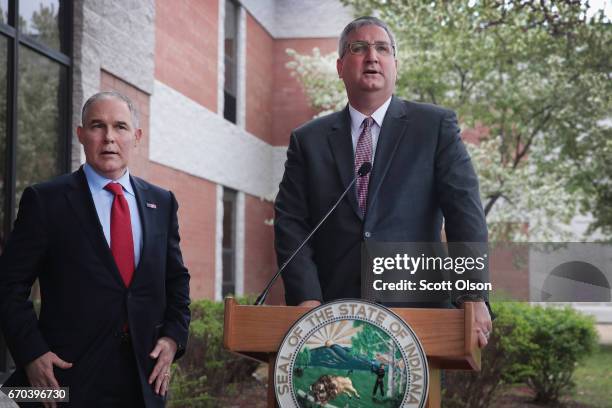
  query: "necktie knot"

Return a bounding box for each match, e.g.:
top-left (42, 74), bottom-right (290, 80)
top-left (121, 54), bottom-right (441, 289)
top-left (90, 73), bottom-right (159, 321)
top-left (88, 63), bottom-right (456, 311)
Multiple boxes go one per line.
top-left (363, 117), bottom-right (373, 130)
top-left (104, 182), bottom-right (124, 196)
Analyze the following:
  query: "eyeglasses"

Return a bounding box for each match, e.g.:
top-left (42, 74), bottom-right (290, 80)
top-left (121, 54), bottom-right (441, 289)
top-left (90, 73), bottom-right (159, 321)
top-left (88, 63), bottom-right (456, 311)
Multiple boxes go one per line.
top-left (346, 41), bottom-right (395, 57)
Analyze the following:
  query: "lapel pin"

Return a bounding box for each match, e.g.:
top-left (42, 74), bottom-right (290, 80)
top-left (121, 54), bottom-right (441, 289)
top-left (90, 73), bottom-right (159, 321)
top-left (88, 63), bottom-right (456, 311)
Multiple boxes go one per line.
top-left (146, 202), bottom-right (157, 209)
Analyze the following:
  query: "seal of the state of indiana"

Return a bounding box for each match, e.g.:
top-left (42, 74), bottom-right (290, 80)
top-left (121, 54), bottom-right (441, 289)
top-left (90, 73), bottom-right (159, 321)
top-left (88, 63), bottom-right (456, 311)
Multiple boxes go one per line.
top-left (274, 299), bottom-right (428, 407)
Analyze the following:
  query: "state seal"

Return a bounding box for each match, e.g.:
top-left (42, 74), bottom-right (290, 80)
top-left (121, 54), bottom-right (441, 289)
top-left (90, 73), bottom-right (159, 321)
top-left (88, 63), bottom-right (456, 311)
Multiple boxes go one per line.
top-left (274, 299), bottom-right (428, 407)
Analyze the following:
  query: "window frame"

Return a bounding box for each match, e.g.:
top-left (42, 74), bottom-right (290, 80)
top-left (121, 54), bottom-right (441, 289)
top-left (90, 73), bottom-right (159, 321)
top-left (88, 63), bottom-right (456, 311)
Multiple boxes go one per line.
top-left (0, 0), bottom-right (72, 382)
top-left (223, 0), bottom-right (239, 123)
top-left (222, 187), bottom-right (237, 297)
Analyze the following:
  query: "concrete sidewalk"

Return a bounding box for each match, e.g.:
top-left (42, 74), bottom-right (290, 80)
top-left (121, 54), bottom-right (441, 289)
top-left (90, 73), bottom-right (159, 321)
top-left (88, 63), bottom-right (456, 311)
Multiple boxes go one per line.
top-left (596, 324), bottom-right (612, 345)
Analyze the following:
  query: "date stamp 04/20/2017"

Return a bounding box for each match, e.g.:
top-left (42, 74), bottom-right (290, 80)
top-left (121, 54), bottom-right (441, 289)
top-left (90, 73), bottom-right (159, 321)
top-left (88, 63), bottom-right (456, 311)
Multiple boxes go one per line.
top-left (0, 387), bottom-right (69, 403)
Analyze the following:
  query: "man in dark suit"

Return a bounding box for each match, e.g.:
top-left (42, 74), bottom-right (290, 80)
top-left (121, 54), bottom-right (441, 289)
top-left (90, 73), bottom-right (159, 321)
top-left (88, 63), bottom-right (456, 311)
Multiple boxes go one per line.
top-left (275, 17), bottom-right (492, 347)
top-left (0, 91), bottom-right (190, 406)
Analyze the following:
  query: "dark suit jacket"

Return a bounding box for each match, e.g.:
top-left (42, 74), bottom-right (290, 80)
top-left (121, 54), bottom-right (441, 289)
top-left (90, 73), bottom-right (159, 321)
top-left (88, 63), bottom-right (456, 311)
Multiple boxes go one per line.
top-left (275, 96), bottom-right (488, 306)
top-left (0, 168), bottom-right (191, 407)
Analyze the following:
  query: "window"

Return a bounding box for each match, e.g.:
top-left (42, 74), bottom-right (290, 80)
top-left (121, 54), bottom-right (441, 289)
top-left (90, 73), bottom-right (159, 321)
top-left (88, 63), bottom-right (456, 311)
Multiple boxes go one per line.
top-left (223, 0), bottom-right (238, 123)
top-left (0, 35), bottom-right (6, 255)
top-left (0, 26), bottom-right (6, 385)
top-left (222, 188), bottom-right (237, 297)
top-left (0, 0), bottom-right (71, 382)
top-left (0, 1), bottom-right (7, 23)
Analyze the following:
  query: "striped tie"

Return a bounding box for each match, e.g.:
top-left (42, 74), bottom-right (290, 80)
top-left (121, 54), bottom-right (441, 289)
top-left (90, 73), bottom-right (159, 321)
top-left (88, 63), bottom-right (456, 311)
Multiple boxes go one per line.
top-left (355, 117), bottom-right (373, 215)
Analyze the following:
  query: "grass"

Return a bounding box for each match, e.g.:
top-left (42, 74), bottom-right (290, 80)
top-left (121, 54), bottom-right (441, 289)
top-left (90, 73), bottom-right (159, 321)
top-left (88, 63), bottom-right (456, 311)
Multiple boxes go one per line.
top-left (493, 345), bottom-right (612, 408)
top-left (572, 345), bottom-right (612, 408)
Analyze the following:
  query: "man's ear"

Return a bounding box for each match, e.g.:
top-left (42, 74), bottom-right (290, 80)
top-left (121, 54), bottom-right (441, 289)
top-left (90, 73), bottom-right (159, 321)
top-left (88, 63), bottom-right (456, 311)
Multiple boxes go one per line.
top-left (337, 58), bottom-right (343, 78)
top-left (76, 126), bottom-right (84, 144)
top-left (134, 128), bottom-right (143, 144)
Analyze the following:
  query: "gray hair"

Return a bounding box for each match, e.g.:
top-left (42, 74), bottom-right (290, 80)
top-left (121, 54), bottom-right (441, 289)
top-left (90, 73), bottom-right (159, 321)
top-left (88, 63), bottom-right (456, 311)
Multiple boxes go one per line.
top-left (81, 91), bottom-right (140, 128)
top-left (338, 16), bottom-right (397, 58)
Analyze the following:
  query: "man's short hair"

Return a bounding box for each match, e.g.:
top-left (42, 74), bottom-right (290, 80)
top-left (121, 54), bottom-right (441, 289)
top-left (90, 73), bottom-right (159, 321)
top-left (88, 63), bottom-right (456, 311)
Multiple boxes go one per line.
top-left (81, 91), bottom-right (140, 128)
top-left (338, 16), bottom-right (397, 58)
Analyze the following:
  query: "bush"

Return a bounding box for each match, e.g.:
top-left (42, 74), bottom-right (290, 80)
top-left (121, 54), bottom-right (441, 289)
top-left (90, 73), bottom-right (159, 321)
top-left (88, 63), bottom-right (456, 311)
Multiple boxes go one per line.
top-left (523, 305), bottom-right (598, 404)
top-left (167, 297), bottom-right (260, 408)
top-left (443, 302), bottom-right (536, 408)
top-left (443, 303), bottom-right (597, 407)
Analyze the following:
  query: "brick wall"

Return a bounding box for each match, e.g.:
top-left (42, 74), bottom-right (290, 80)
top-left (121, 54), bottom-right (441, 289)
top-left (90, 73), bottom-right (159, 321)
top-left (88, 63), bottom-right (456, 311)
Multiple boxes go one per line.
top-left (243, 195), bottom-right (284, 304)
top-left (490, 245), bottom-right (530, 301)
top-left (271, 38), bottom-right (338, 146)
top-left (245, 14), bottom-right (274, 143)
top-left (155, 0), bottom-right (218, 111)
top-left (148, 163), bottom-right (217, 301)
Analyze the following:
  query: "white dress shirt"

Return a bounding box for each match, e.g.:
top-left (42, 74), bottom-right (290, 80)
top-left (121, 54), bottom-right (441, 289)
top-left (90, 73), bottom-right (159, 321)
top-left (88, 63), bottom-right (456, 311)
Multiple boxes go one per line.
top-left (348, 96), bottom-right (392, 164)
top-left (83, 163), bottom-right (143, 267)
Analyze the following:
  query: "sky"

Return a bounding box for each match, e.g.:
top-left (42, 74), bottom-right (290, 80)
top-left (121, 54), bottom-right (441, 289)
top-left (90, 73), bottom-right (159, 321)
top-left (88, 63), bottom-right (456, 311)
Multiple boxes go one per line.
top-left (586, 0), bottom-right (612, 20)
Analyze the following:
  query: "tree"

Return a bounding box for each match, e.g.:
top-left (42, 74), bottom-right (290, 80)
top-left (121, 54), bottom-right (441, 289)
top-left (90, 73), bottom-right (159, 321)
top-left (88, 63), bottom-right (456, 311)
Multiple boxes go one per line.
top-left (15, 3), bottom-right (65, 202)
top-left (350, 320), bottom-right (390, 360)
top-left (287, 0), bottom-right (612, 241)
top-left (296, 347), bottom-right (311, 368)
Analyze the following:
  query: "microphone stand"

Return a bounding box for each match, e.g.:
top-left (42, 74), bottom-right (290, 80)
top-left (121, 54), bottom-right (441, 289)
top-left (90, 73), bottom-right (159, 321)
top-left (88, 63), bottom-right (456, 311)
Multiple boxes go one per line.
top-left (254, 163), bottom-right (372, 305)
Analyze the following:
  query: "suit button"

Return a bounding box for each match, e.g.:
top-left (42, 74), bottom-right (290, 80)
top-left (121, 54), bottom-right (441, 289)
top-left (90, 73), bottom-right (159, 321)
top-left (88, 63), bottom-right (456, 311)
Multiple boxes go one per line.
top-left (364, 231), bottom-right (371, 238)
top-left (127, 291), bottom-right (132, 299)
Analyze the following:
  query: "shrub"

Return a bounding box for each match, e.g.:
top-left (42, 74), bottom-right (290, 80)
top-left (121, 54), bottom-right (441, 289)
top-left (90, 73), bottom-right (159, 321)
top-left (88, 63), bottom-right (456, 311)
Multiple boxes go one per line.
top-left (443, 302), bottom-right (536, 408)
top-left (443, 302), bottom-right (597, 407)
top-left (167, 297), bottom-right (260, 408)
top-left (523, 305), bottom-right (598, 404)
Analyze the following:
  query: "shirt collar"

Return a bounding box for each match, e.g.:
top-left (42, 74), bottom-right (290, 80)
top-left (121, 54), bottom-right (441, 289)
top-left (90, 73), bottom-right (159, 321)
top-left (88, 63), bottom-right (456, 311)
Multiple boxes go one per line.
top-left (83, 163), bottom-right (134, 196)
top-left (348, 96), bottom-right (392, 134)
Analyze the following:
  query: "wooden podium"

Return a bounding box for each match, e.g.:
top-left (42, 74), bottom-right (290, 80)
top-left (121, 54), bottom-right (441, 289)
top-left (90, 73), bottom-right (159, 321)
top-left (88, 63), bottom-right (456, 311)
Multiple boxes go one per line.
top-left (223, 298), bottom-right (481, 408)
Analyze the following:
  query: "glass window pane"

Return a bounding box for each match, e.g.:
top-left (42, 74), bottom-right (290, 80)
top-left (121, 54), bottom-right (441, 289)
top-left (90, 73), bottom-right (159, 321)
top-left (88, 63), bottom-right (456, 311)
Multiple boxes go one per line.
top-left (19, 0), bottom-right (67, 52)
top-left (224, 0), bottom-right (237, 96)
top-left (222, 188), bottom-right (236, 297)
top-left (0, 35), bottom-right (6, 252)
top-left (223, 200), bottom-right (234, 248)
top-left (0, 0), bottom-right (8, 25)
top-left (16, 46), bottom-right (67, 204)
top-left (222, 250), bottom-right (234, 281)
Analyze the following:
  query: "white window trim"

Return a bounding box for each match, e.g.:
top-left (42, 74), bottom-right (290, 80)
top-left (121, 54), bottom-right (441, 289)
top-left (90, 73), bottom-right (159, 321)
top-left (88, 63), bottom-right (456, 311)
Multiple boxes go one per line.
top-left (214, 184), bottom-right (224, 301)
top-left (235, 191), bottom-right (245, 296)
top-left (217, 0), bottom-right (225, 115)
top-left (236, 5), bottom-right (247, 128)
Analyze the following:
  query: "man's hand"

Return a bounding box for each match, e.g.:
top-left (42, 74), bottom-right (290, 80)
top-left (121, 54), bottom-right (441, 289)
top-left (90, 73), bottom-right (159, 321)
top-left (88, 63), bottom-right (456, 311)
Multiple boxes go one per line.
top-left (149, 336), bottom-right (177, 396)
top-left (25, 351), bottom-right (72, 408)
top-left (298, 300), bottom-right (322, 308)
top-left (461, 301), bottom-right (493, 348)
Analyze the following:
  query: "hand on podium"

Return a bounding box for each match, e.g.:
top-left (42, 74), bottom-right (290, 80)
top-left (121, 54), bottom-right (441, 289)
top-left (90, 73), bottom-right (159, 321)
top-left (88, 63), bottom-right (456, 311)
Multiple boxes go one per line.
top-left (298, 300), bottom-right (322, 308)
top-left (461, 301), bottom-right (492, 348)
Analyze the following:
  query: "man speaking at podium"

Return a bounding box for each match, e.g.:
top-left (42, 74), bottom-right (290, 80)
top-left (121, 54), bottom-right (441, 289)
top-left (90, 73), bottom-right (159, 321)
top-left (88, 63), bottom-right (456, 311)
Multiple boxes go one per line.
top-left (0, 92), bottom-right (190, 406)
top-left (274, 16), bottom-right (492, 348)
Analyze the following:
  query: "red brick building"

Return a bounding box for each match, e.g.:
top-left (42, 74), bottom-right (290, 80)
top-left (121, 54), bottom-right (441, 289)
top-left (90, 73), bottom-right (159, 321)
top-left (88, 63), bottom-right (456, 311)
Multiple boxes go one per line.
top-left (0, 0), bottom-right (355, 379)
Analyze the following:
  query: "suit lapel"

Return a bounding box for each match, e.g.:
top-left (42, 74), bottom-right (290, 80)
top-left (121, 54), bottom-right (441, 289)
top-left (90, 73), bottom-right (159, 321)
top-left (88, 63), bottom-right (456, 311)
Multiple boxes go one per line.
top-left (366, 96), bottom-right (410, 214)
top-left (327, 107), bottom-right (363, 220)
top-left (130, 175), bottom-right (152, 279)
top-left (65, 168), bottom-right (124, 286)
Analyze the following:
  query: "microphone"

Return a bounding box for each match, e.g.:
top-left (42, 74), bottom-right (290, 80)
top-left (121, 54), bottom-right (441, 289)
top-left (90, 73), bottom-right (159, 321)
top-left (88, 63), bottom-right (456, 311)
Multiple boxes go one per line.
top-left (254, 162), bottom-right (373, 305)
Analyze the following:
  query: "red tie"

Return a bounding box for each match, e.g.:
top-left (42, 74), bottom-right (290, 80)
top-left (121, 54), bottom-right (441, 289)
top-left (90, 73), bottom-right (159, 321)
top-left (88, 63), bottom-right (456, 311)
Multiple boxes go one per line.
top-left (104, 182), bottom-right (135, 287)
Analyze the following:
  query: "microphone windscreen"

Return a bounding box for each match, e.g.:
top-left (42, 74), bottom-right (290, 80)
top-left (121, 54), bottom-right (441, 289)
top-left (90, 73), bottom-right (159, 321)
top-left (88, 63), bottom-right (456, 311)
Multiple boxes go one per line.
top-left (358, 162), bottom-right (372, 176)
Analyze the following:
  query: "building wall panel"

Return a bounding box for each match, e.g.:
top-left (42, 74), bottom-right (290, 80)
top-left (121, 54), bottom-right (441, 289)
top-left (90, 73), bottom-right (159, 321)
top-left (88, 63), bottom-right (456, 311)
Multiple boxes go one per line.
top-left (245, 14), bottom-right (275, 144)
top-left (155, 0), bottom-right (218, 111)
